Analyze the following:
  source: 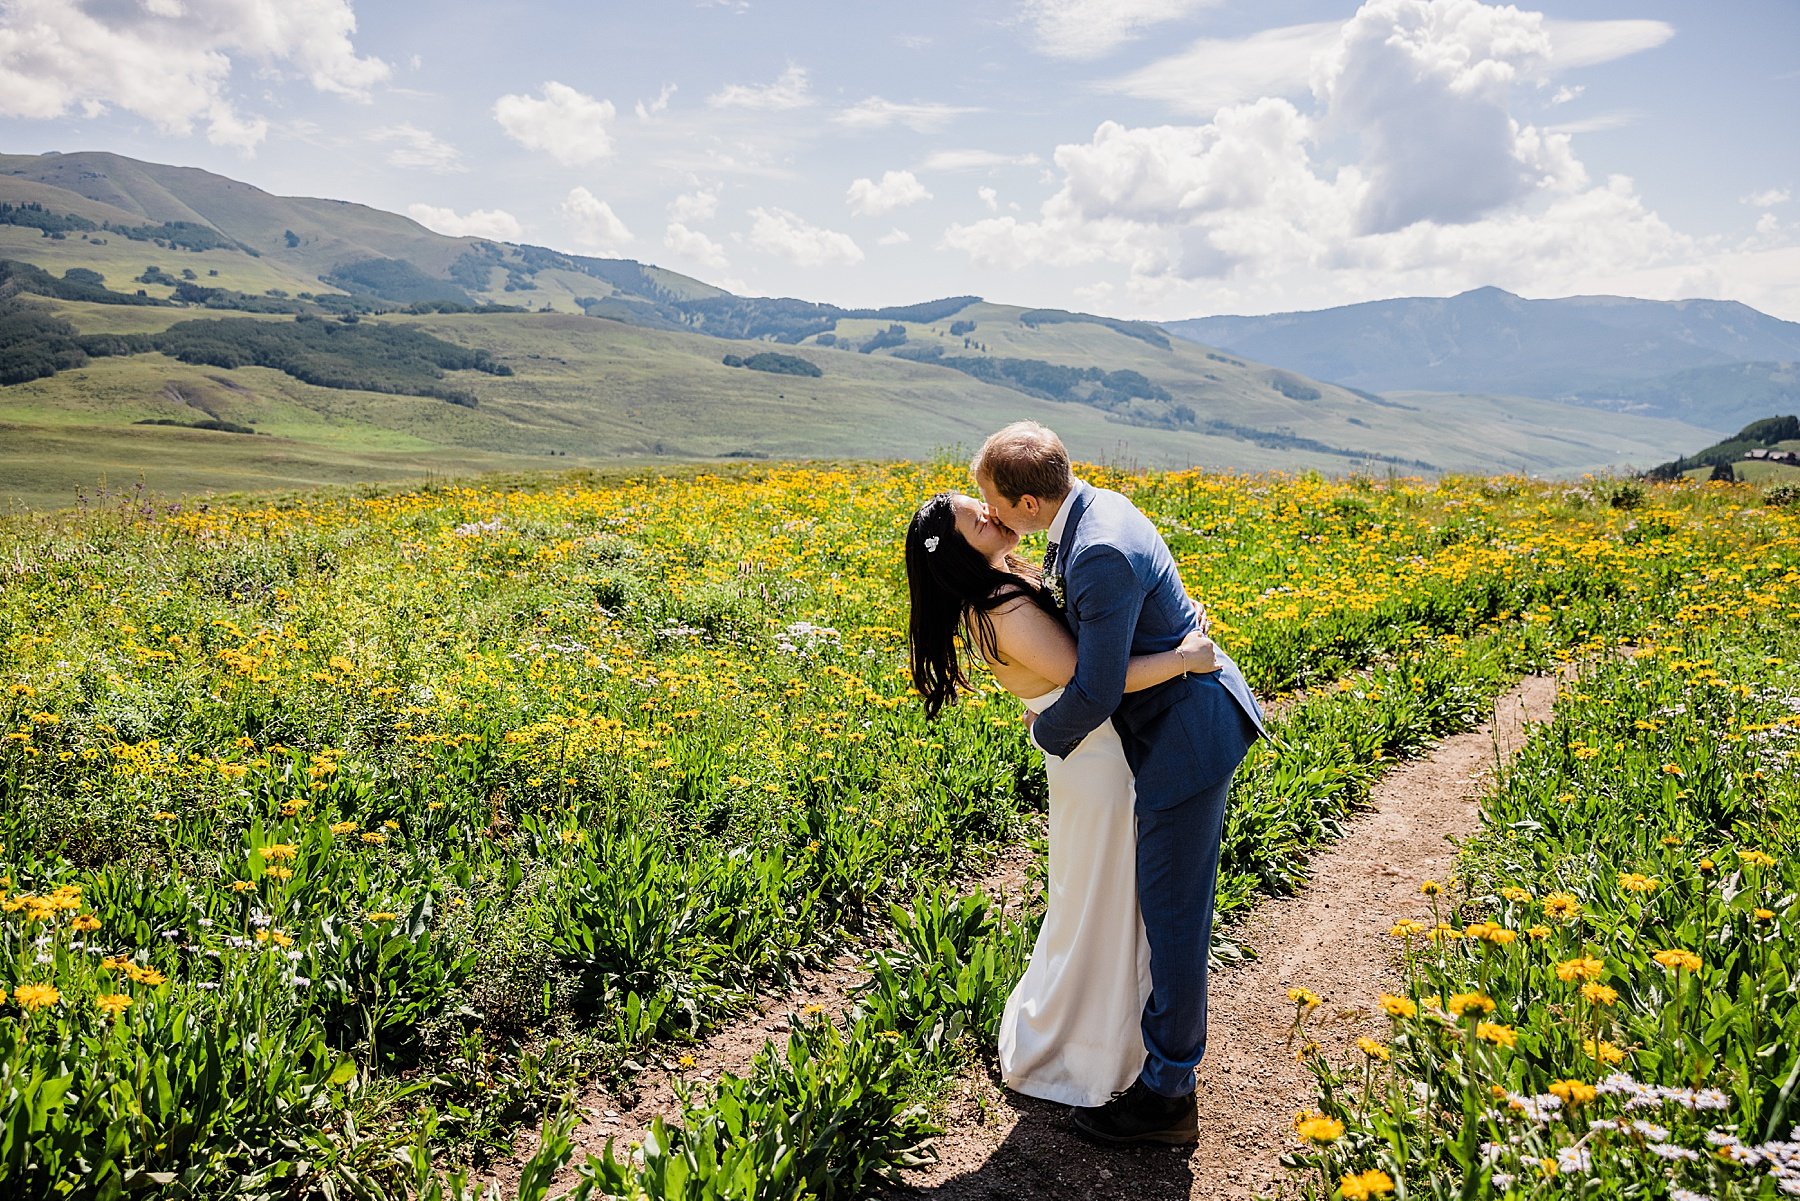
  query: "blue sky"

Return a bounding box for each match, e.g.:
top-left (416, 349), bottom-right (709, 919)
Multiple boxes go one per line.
top-left (1, 0), bottom-right (1796, 319)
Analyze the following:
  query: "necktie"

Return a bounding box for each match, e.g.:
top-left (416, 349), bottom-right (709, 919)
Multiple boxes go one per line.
top-left (1042, 540), bottom-right (1058, 577)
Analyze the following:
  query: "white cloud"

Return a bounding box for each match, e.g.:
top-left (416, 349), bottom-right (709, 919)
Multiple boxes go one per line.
top-left (879, 228), bottom-right (912, 245)
top-left (1545, 111), bottom-right (1639, 135)
top-left (561, 187), bottom-right (633, 253)
top-left (1105, 22), bottom-right (1339, 116)
top-left (708, 64), bottom-right (811, 110)
top-left (944, 0), bottom-right (1713, 316)
top-left (1551, 84), bottom-right (1583, 104)
top-left (1108, 11), bottom-right (1673, 117)
top-left (919, 149), bottom-right (1042, 172)
top-left (669, 187), bottom-right (721, 224)
top-left (1316, 0), bottom-right (1584, 233)
top-left (846, 170), bottom-right (931, 216)
top-left (1019, 0), bottom-right (1224, 60)
top-left (407, 203), bottom-right (523, 241)
top-left (747, 207), bottom-right (863, 267)
top-left (833, 97), bottom-right (977, 132)
top-left (0, 0), bottom-right (388, 150)
top-left (494, 82), bottom-right (616, 165)
top-left (370, 123), bottom-right (464, 172)
top-left (1743, 188), bottom-right (1791, 208)
top-left (1543, 18), bottom-right (1674, 69)
top-left (635, 82), bottom-right (677, 120)
top-left (978, 186), bottom-right (999, 211)
top-left (664, 222), bottom-right (728, 269)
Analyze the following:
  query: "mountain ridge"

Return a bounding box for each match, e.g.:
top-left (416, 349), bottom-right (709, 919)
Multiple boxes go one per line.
top-left (1163, 287), bottom-right (1800, 430)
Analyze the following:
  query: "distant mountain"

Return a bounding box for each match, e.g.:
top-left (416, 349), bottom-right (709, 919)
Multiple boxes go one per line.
top-left (1163, 287), bottom-right (1800, 429)
top-left (1575, 360), bottom-right (1800, 433)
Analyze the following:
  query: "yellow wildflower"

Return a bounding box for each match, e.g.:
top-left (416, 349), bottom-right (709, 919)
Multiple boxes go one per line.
top-left (1556, 956), bottom-right (1605, 982)
top-left (1339, 1169), bottom-right (1396, 1200)
top-left (1580, 982), bottom-right (1619, 1006)
top-left (1379, 994), bottom-right (1417, 1019)
top-left (1543, 893), bottom-right (1582, 920)
top-left (14, 982), bottom-right (59, 1010)
top-left (1447, 992), bottom-right (1495, 1017)
top-left (1295, 1111), bottom-right (1344, 1143)
top-left (1549, 1079), bottom-right (1596, 1106)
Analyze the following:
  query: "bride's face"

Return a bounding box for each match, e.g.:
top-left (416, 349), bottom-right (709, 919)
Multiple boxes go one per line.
top-left (951, 493), bottom-right (1019, 561)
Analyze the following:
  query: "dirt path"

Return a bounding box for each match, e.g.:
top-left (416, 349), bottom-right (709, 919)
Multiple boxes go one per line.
top-left (477, 845), bottom-right (1040, 1195)
top-left (886, 674), bottom-right (1560, 1201)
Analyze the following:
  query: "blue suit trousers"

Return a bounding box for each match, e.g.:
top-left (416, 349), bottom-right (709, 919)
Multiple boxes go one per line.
top-left (1136, 767), bottom-right (1235, 1097)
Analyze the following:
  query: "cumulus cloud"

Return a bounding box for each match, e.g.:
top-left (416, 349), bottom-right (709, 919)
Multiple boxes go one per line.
top-left (407, 203), bottom-right (523, 241)
top-left (747, 207), bottom-right (863, 267)
top-left (669, 187), bottom-right (721, 224)
top-left (1316, 0), bottom-right (1584, 233)
top-left (846, 170), bottom-right (931, 216)
top-left (833, 97), bottom-right (977, 132)
top-left (1743, 188), bottom-right (1791, 208)
top-left (370, 124), bottom-right (464, 172)
top-left (494, 82), bottom-right (616, 165)
top-left (944, 0), bottom-right (1705, 314)
top-left (709, 65), bottom-right (811, 110)
top-left (1019, 0), bottom-right (1223, 60)
top-left (979, 186), bottom-right (999, 211)
top-left (561, 187), bottom-right (633, 253)
top-left (664, 222), bottom-right (728, 269)
top-left (0, 0), bottom-right (389, 150)
top-left (879, 228), bottom-right (912, 245)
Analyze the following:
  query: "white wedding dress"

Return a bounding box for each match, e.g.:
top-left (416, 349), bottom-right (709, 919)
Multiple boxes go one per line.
top-left (998, 686), bottom-right (1154, 1107)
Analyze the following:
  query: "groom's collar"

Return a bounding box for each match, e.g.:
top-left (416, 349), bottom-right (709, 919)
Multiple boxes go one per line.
top-left (1045, 477), bottom-right (1088, 545)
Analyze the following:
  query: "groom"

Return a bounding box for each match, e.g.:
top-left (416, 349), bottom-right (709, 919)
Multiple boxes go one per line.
top-left (974, 421), bottom-right (1264, 1145)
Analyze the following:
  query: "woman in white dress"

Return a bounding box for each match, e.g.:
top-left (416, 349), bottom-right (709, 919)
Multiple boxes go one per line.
top-left (903, 491), bottom-right (1213, 1107)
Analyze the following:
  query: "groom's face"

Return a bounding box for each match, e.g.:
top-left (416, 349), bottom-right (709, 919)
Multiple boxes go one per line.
top-left (975, 472), bottom-right (1046, 535)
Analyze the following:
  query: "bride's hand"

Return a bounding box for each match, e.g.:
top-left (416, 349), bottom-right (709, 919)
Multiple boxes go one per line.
top-left (1178, 629), bottom-right (1220, 675)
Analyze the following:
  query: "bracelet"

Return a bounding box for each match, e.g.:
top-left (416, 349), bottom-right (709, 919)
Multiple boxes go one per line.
top-left (1179, 648), bottom-right (1190, 676)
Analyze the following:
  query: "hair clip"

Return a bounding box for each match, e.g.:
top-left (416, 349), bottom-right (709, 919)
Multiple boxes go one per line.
top-left (923, 536), bottom-right (940, 553)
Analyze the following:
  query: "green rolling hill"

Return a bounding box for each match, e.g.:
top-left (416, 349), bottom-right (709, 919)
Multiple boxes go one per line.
top-left (0, 150), bottom-right (1721, 509)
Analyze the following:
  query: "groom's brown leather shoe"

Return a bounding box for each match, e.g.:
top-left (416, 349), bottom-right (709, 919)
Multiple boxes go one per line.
top-left (1069, 1079), bottom-right (1199, 1145)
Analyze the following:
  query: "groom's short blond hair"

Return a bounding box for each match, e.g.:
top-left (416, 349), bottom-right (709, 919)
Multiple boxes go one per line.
top-left (972, 421), bottom-right (1073, 503)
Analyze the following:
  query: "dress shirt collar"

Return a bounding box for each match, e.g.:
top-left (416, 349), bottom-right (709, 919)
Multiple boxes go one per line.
top-left (1045, 476), bottom-right (1084, 546)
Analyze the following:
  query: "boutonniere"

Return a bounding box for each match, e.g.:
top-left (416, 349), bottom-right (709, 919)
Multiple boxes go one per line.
top-left (1046, 571), bottom-right (1066, 609)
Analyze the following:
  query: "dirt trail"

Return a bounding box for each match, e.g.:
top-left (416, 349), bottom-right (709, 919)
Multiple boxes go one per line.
top-left (887, 674), bottom-right (1560, 1201)
top-left (478, 846), bottom-right (1039, 1196)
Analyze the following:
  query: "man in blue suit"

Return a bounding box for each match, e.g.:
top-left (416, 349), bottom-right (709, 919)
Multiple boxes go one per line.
top-left (974, 421), bottom-right (1263, 1145)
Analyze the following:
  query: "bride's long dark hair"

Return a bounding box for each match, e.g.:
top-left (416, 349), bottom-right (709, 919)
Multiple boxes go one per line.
top-left (905, 492), bottom-right (1063, 719)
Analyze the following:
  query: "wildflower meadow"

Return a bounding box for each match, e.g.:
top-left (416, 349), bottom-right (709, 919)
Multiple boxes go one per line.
top-left (1, 462), bottom-right (1795, 1200)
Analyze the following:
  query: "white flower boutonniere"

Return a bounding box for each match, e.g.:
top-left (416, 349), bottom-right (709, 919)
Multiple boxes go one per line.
top-left (1046, 571), bottom-right (1066, 609)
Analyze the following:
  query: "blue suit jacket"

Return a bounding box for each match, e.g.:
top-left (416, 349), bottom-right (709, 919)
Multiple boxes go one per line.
top-left (1032, 480), bottom-right (1263, 809)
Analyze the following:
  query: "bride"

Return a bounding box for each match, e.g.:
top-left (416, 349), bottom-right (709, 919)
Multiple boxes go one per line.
top-left (904, 490), bottom-right (1214, 1107)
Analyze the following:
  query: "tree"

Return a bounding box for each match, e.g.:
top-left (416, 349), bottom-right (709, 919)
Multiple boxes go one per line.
top-left (1710, 462), bottom-right (1737, 482)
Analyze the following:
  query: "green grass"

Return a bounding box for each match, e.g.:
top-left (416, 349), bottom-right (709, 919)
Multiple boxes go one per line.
top-left (0, 226), bottom-right (323, 300)
top-left (0, 303), bottom-right (1724, 512)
